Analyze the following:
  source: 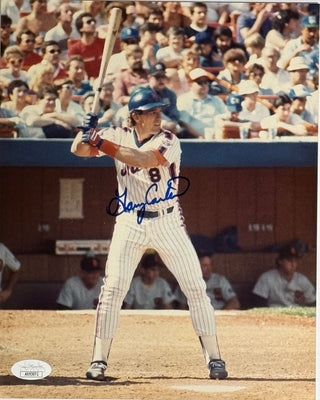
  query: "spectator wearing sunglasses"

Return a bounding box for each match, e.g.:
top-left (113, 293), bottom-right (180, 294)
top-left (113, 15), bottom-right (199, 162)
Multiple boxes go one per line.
top-left (14, 30), bottom-right (42, 71)
top-left (54, 79), bottom-right (84, 128)
top-left (0, 45), bottom-right (31, 88)
top-left (68, 12), bottom-right (105, 79)
top-left (28, 41), bottom-right (67, 82)
top-left (177, 67), bottom-right (226, 139)
top-left (246, 63), bottom-right (273, 95)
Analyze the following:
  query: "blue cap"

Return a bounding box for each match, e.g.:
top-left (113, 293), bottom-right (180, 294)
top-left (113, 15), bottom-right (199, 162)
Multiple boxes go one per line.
top-left (195, 31), bottom-right (213, 45)
top-left (289, 84), bottom-right (311, 99)
top-left (120, 27), bottom-right (140, 40)
top-left (128, 88), bottom-right (165, 112)
top-left (301, 15), bottom-right (319, 28)
top-left (226, 93), bottom-right (243, 112)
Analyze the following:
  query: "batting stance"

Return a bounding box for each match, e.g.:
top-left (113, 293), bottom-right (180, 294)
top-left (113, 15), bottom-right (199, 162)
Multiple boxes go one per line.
top-left (71, 87), bottom-right (227, 381)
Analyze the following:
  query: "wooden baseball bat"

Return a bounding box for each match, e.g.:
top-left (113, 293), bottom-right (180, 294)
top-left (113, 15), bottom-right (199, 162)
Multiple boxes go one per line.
top-left (92, 7), bottom-right (122, 114)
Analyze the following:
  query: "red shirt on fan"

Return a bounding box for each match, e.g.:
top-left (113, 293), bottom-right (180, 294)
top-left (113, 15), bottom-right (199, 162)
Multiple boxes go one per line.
top-left (68, 37), bottom-right (104, 78)
top-left (22, 52), bottom-right (43, 71)
top-left (0, 52), bottom-right (42, 71)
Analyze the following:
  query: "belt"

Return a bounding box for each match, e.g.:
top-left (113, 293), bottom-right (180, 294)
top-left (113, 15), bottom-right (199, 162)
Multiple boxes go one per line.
top-left (139, 206), bottom-right (174, 219)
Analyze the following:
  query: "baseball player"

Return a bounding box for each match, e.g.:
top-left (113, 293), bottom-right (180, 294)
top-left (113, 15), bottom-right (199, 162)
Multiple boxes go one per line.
top-left (0, 243), bottom-right (21, 305)
top-left (71, 87), bottom-right (227, 381)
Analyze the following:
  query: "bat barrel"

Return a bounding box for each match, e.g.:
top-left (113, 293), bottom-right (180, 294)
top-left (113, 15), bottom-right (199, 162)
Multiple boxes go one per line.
top-left (92, 7), bottom-right (122, 115)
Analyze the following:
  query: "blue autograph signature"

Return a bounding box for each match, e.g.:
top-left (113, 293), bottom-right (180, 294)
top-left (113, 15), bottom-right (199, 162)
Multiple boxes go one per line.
top-left (106, 176), bottom-right (190, 224)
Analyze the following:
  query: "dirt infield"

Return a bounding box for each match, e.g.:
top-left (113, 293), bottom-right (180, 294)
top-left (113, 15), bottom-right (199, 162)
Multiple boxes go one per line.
top-left (0, 310), bottom-right (316, 400)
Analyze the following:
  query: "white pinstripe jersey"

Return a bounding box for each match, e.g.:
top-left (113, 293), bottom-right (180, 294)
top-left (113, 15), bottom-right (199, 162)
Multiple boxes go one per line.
top-left (98, 126), bottom-right (184, 217)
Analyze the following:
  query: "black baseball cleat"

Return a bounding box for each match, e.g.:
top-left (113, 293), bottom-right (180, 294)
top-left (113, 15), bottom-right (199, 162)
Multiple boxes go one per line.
top-left (208, 359), bottom-right (228, 380)
top-left (86, 361), bottom-right (107, 381)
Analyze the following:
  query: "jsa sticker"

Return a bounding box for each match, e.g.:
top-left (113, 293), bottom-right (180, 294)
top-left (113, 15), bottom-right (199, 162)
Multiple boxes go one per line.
top-left (11, 359), bottom-right (51, 380)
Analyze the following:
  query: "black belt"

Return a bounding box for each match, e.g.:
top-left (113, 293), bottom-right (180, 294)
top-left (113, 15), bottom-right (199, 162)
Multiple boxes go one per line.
top-left (139, 206), bottom-right (174, 219)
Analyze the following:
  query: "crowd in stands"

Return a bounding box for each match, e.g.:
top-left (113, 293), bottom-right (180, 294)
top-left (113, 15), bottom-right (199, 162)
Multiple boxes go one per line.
top-left (0, 1), bottom-right (318, 139)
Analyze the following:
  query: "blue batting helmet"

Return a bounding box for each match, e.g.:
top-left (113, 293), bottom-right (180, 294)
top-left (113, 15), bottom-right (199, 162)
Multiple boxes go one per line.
top-left (128, 88), bottom-right (165, 112)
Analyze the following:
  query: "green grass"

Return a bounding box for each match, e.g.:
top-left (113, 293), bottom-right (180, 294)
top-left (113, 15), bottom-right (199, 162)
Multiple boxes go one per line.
top-left (247, 307), bottom-right (316, 318)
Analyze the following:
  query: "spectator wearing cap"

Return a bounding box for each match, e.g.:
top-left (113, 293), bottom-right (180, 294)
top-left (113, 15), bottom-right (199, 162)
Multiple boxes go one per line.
top-left (177, 67), bottom-right (226, 139)
top-left (123, 252), bottom-right (176, 310)
top-left (56, 252), bottom-right (104, 310)
top-left (252, 243), bottom-right (316, 307)
top-left (289, 84), bottom-right (314, 124)
top-left (27, 41), bottom-right (67, 83)
top-left (106, 27), bottom-right (140, 80)
top-left (260, 93), bottom-right (307, 137)
top-left (259, 46), bottom-right (290, 94)
top-left (278, 14), bottom-right (319, 74)
top-left (212, 25), bottom-right (248, 68)
top-left (68, 12), bottom-right (105, 79)
top-left (210, 48), bottom-right (247, 95)
top-left (183, 2), bottom-right (215, 44)
top-left (145, 62), bottom-right (195, 138)
top-left (238, 80), bottom-right (270, 132)
top-left (113, 44), bottom-right (148, 105)
top-left (282, 56), bottom-right (314, 94)
top-left (194, 31), bottom-right (218, 68)
top-left (155, 27), bottom-right (185, 69)
top-left (213, 93), bottom-right (253, 140)
top-left (145, 62), bottom-right (180, 131)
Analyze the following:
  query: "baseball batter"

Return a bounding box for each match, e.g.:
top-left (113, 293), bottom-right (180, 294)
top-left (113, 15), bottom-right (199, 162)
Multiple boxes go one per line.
top-left (71, 87), bottom-right (227, 381)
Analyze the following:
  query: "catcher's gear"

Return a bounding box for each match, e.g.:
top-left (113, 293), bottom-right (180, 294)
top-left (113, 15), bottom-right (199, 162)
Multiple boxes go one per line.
top-left (128, 87), bottom-right (165, 113)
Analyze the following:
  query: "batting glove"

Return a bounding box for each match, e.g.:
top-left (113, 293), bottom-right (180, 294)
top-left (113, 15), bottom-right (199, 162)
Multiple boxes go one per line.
top-left (83, 112), bottom-right (98, 129)
top-left (78, 113), bottom-right (103, 147)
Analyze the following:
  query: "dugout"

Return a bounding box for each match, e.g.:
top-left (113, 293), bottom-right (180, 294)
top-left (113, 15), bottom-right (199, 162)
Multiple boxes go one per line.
top-left (0, 138), bottom-right (317, 309)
